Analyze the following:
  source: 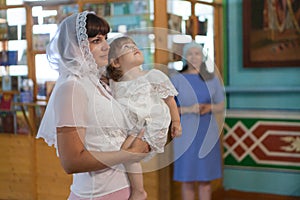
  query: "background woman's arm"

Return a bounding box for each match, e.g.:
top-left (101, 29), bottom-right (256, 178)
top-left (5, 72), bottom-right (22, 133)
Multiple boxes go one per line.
top-left (178, 104), bottom-right (200, 114)
top-left (199, 101), bottom-right (224, 115)
top-left (178, 101), bottom-right (224, 115)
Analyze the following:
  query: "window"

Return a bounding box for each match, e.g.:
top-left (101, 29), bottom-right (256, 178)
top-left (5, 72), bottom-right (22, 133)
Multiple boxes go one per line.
top-left (167, 0), bottom-right (215, 72)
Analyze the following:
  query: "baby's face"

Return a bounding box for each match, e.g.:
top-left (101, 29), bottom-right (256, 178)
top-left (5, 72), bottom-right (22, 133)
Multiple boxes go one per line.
top-left (116, 42), bottom-right (144, 70)
top-left (119, 43), bottom-right (139, 55)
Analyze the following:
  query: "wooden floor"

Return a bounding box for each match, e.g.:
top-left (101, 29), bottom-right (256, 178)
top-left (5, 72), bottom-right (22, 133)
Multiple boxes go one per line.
top-left (212, 189), bottom-right (300, 200)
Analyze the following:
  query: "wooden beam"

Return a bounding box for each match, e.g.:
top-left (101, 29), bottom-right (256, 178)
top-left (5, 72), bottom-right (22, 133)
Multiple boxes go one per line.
top-left (213, 2), bottom-right (224, 77)
top-left (153, 0), bottom-right (169, 74)
top-left (153, 1), bottom-right (171, 199)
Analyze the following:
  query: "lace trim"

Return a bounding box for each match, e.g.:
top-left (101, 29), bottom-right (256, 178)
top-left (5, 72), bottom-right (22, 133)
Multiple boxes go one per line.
top-left (38, 134), bottom-right (57, 149)
top-left (117, 79), bottom-right (177, 99)
top-left (151, 80), bottom-right (178, 99)
top-left (144, 128), bottom-right (168, 153)
top-left (101, 127), bottom-right (128, 149)
top-left (123, 107), bottom-right (139, 126)
top-left (76, 11), bottom-right (98, 77)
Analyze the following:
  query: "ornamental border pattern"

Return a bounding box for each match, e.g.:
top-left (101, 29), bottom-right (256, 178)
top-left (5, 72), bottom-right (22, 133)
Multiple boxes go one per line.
top-left (223, 117), bottom-right (300, 172)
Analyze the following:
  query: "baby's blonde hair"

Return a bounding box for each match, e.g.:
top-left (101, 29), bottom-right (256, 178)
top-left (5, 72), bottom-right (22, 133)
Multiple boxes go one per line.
top-left (107, 36), bottom-right (135, 81)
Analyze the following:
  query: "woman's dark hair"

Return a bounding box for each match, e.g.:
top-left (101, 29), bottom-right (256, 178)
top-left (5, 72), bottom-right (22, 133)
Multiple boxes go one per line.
top-left (86, 14), bottom-right (110, 38)
top-left (54, 13), bottom-right (110, 66)
top-left (180, 62), bottom-right (214, 81)
top-left (107, 36), bottom-right (135, 81)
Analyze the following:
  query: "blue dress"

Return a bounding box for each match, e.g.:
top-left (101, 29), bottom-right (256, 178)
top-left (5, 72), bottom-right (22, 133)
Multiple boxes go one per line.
top-left (171, 73), bottom-right (224, 182)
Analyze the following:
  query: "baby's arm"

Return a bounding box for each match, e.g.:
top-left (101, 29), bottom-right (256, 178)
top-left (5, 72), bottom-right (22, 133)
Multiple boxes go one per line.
top-left (164, 96), bottom-right (182, 138)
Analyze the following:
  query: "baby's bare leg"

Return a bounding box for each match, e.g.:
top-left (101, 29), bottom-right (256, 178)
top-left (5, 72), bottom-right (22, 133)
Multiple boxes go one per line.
top-left (125, 162), bottom-right (147, 200)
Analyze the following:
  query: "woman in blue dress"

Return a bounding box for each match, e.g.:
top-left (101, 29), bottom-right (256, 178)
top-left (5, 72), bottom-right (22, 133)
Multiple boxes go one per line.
top-left (171, 42), bottom-right (225, 200)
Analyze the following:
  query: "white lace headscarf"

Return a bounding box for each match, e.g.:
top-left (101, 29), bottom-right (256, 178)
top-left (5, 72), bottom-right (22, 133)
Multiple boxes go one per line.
top-left (47, 11), bottom-right (106, 77)
top-left (36, 11), bottom-right (110, 148)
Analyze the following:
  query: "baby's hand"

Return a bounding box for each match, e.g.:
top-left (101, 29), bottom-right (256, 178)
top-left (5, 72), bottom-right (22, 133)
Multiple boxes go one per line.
top-left (171, 121), bottom-right (182, 138)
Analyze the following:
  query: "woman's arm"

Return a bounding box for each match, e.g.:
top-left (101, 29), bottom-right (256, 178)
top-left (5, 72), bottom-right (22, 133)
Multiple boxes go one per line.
top-left (178, 104), bottom-right (199, 114)
top-left (57, 127), bottom-right (149, 174)
top-left (178, 101), bottom-right (224, 115)
top-left (199, 101), bottom-right (224, 115)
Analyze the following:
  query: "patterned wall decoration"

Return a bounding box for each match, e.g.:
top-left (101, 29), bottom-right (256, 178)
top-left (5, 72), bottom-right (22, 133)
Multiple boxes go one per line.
top-left (224, 114), bottom-right (300, 172)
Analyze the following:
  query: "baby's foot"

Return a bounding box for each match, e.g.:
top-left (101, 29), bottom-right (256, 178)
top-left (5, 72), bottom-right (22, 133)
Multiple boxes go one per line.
top-left (129, 190), bottom-right (147, 200)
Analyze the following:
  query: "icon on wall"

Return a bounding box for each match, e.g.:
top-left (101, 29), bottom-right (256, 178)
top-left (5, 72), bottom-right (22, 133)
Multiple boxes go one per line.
top-left (243, 0), bottom-right (300, 67)
top-left (185, 17), bottom-right (207, 36)
top-left (168, 13), bottom-right (182, 33)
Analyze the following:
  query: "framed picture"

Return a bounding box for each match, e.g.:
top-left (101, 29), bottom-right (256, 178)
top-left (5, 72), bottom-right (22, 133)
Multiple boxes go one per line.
top-left (168, 13), bottom-right (182, 33)
top-left (243, 0), bottom-right (300, 67)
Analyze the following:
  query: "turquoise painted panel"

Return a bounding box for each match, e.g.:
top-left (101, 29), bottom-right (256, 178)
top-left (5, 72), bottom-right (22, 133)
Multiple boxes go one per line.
top-left (228, 93), bottom-right (300, 110)
top-left (226, 0), bottom-right (300, 110)
top-left (224, 169), bottom-right (300, 196)
top-left (107, 15), bottom-right (141, 31)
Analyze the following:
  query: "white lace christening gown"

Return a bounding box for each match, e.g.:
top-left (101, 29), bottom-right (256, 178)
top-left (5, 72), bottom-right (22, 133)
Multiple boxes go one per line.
top-left (110, 69), bottom-right (178, 154)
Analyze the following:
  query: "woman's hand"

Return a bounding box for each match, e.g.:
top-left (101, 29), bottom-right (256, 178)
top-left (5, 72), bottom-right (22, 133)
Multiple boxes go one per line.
top-left (200, 102), bottom-right (224, 115)
top-left (121, 131), bottom-right (150, 153)
top-left (199, 104), bottom-right (211, 115)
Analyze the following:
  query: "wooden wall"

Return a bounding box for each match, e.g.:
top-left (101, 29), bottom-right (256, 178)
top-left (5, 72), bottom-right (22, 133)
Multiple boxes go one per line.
top-left (0, 134), bottom-right (162, 200)
top-left (0, 134), bottom-right (72, 200)
top-left (35, 139), bottom-right (72, 199)
top-left (0, 134), bottom-right (222, 200)
top-left (0, 134), bottom-right (36, 199)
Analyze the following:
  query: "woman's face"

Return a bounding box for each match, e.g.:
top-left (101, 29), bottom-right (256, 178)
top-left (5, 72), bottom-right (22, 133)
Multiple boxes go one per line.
top-left (88, 34), bottom-right (110, 67)
top-left (186, 47), bottom-right (203, 70)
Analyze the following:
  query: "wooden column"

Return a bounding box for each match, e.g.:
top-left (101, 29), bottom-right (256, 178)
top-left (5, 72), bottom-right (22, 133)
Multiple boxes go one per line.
top-left (191, 0), bottom-right (197, 39)
top-left (212, 0), bottom-right (225, 193)
top-left (213, 0), bottom-right (224, 77)
top-left (153, 0), bottom-right (169, 74)
top-left (24, 4), bottom-right (38, 137)
top-left (153, 1), bottom-right (171, 200)
top-left (25, 5), bottom-right (36, 100)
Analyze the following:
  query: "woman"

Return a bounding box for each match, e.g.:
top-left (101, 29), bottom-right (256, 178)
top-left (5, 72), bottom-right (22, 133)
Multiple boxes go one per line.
top-left (37, 11), bottom-right (149, 200)
top-left (171, 42), bottom-right (225, 200)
